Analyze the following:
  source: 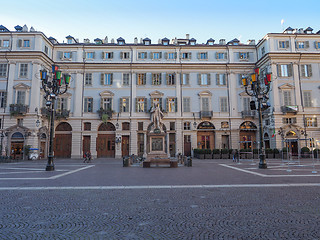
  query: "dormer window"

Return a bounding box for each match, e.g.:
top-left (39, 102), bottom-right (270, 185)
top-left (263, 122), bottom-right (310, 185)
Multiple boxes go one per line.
top-left (189, 38), bottom-right (196, 45)
top-left (143, 38), bottom-right (151, 45)
top-left (283, 27), bottom-right (294, 34)
top-left (304, 27), bottom-right (313, 34)
top-left (162, 38), bottom-right (170, 45)
top-left (67, 39), bottom-right (72, 44)
top-left (206, 38), bottom-right (215, 45)
top-left (117, 37), bottom-right (125, 45)
top-left (66, 35), bottom-right (76, 44)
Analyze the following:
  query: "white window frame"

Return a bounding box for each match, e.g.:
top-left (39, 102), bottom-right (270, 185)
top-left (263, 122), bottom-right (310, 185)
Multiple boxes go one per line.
top-left (0, 91), bottom-right (7, 108)
top-left (167, 98), bottom-right (176, 112)
top-left (181, 52), bottom-right (191, 60)
top-left (216, 74), bottom-right (226, 86)
top-left (63, 52), bottom-right (72, 60)
top-left (86, 52), bottom-right (94, 60)
top-left (279, 40), bottom-right (289, 49)
top-left (283, 91), bottom-right (292, 106)
top-left (104, 73), bottom-right (113, 85)
top-left (2, 40), bottom-right (9, 48)
top-left (301, 64), bottom-right (312, 78)
top-left (216, 52), bottom-right (226, 60)
top-left (305, 117), bottom-right (317, 127)
top-left (16, 91), bottom-right (26, 104)
top-left (167, 73), bottom-right (175, 85)
top-left (183, 97), bottom-right (190, 112)
top-left (220, 97), bottom-right (228, 112)
top-left (23, 40), bottom-right (30, 48)
top-left (182, 73), bottom-right (189, 85)
top-left (152, 73), bottom-right (161, 85)
top-left (122, 73), bottom-right (130, 86)
top-left (184, 122), bottom-right (191, 130)
top-left (137, 73), bottom-right (146, 85)
top-left (84, 97), bottom-right (93, 112)
top-left (198, 52), bottom-right (208, 60)
top-left (19, 63), bottom-right (28, 78)
top-left (121, 52), bottom-right (130, 59)
top-left (151, 52), bottom-right (162, 60)
top-left (167, 52), bottom-right (177, 60)
top-left (103, 52), bottom-right (114, 60)
top-left (0, 63), bottom-right (7, 77)
top-left (57, 97), bottom-right (68, 110)
top-left (136, 98), bottom-right (146, 112)
top-left (303, 91), bottom-right (312, 108)
top-left (102, 97), bottom-right (113, 111)
top-left (120, 97), bottom-right (129, 112)
top-left (85, 73), bottom-right (92, 86)
top-left (239, 52), bottom-right (249, 61)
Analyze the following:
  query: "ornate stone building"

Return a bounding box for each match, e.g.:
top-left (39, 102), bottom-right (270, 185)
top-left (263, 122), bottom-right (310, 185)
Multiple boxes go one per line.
top-left (0, 25), bottom-right (319, 159)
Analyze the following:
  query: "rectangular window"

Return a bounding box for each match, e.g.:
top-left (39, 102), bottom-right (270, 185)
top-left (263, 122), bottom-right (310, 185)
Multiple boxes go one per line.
top-left (152, 73), bottom-right (161, 85)
top-left (23, 40), bottom-right (30, 47)
top-left (120, 97), bottom-right (129, 112)
top-left (123, 73), bottom-right (130, 86)
top-left (3, 40), bottom-right (9, 48)
top-left (170, 122), bottom-right (175, 130)
top-left (216, 74), bottom-right (226, 86)
top-left (278, 64), bottom-right (292, 77)
top-left (0, 64), bottom-right (7, 77)
top-left (243, 97), bottom-right (250, 111)
top-left (85, 73), bottom-right (92, 85)
top-left (303, 91), bottom-right (312, 107)
top-left (220, 97), bottom-right (228, 112)
top-left (136, 98), bottom-right (146, 112)
top-left (184, 122), bottom-right (191, 130)
top-left (86, 52), bottom-right (94, 59)
top-left (181, 52), bottom-right (191, 59)
top-left (167, 98), bottom-right (176, 112)
top-left (44, 46), bottom-right (49, 54)
top-left (182, 74), bottom-right (189, 85)
top-left (183, 97), bottom-right (190, 112)
top-left (167, 52), bottom-right (176, 59)
top-left (151, 52), bottom-right (162, 59)
top-left (0, 91), bottom-right (7, 108)
top-left (167, 73), bottom-right (175, 85)
top-left (103, 73), bottom-right (113, 85)
top-left (279, 41), bottom-right (289, 49)
top-left (283, 91), bottom-right (292, 106)
top-left (57, 97), bottom-right (67, 110)
top-left (216, 52), bottom-right (226, 60)
top-left (104, 52), bottom-right (114, 59)
top-left (138, 52), bottom-right (147, 59)
top-left (316, 41), bottom-right (320, 49)
top-left (84, 97), bottom-right (93, 112)
top-left (63, 52), bottom-right (72, 59)
top-left (261, 47), bottom-right (265, 55)
top-left (239, 52), bottom-right (249, 60)
top-left (283, 117), bottom-right (297, 124)
top-left (137, 73), bottom-right (146, 85)
top-left (19, 63), bottom-right (28, 78)
top-left (198, 52), bottom-right (208, 60)
top-left (121, 52), bottom-right (130, 59)
top-left (301, 64), bottom-right (312, 77)
top-left (296, 41), bottom-right (309, 49)
top-left (16, 91), bottom-right (26, 104)
top-left (138, 122), bottom-right (143, 131)
top-left (102, 98), bottom-right (112, 110)
top-left (305, 117), bottom-right (317, 127)
top-left (199, 74), bottom-right (209, 85)
top-left (201, 97), bottom-right (209, 111)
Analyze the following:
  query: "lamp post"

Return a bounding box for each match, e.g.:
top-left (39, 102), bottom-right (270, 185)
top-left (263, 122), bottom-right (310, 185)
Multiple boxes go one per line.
top-left (40, 65), bottom-right (70, 171)
top-left (242, 68), bottom-right (272, 169)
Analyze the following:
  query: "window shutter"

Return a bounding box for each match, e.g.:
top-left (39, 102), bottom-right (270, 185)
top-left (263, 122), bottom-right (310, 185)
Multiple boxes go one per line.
top-left (224, 52), bottom-right (228, 59)
top-left (144, 98), bottom-right (147, 112)
top-left (83, 51), bottom-right (86, 59)
top-left (197, 53), bottom-right (200, 59)
top-left (295, 41), bottom-right (298, 49)
top-left (238, 53), bottom-right (241, 59)
top-left (136, 74), bottom-right (138, 85)
top-left (277, 65), bottom-right (281, 77)
top-left (120, 52), bottom-right (124, 59)
top-left (278, 41), bottom-right (282, 48)
top-left (186, 74), bottom-right (190, 85)
top-left (159, 98), bottom-right (163, 109)
top-left (215, 52), bottom-right (219, 59)
top-left (18, 39), bottom-right (22, 47)
top-left (166, 73), bottom-right (169, 85)
top-left (166, 98), bottom-right (169, 112)
top-left (175, 98), bottom-right (177, 112)
top-left (315, 118), bottom-right (318, 127)
top-left (100, 73), bottom-right (104, 85)
top-left (151, 98), bottom-right (154, 107)
top-left (216, 74), bottom-right (219, 85)
top-left (119, 98), bottom-right (123, 112)
top-left (174, 52), bottom-right (177, 59)
top-left (110, 52), bottom-right (114, 59)
top-left (301, 65), bottom-right (306, 77)
top-left (207, 74), bottom-right (211, 85)
top-left (315, 41), bottom-right (319, 49)
top-left (93, 52), bottom-right (96, 59)
top-left (285, 41), bottom-right (289, 48)
top-left (70, 52), bottom-right (73, 58)
top-left (179, 52), bottom-right (182, 59)
top-left (150, 52), bottom-right (154, 59)
top-left (100, 98), bottom-right (103, 109)
top-left (223, 74), bottom-right (226, 85)
top-left (307, 64), bottom-right (312, 77)
top-left (188, 52), bottom-right (192, 59)
top-left (282, 118), bottom-right (286, 124)
top-left (135, 98), bottom-right (138, 112)
top-left (305, 41), bottom-right (309, 48)
top-left (138, 52), bottom-right (141, 59)
top-left (101, 52), bottom-right (105, 59)
top-left (247, 52), bottom-right (250, 59)
top-left (288, 64), bottom-right (293, 77)
top-left (198, 74), bottom-right (201, 85)
top-left (110, 73), bottom-right (113, 85)
top-left (159, 52), bottom-right (162, 59)
top-left (164, 52), bottom-right (168, 59)
top-left (58, 51), bottom-right (63, 59)
top-left (159, 74), bottom-right (162, 85)
top-left (143, 74), bottom-right (146, 85)
top-left (0, 40), bottom-right (2, 46)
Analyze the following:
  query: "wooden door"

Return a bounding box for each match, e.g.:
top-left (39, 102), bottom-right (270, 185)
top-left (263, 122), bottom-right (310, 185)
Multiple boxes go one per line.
top-left (184, 135), bottom-right (191, 156)
top-left (83, 136), bottom-right (91, 157)
top-left (121, 135), bottom-right (129, 157)
top-left (96, 134), bottom-right (115, 158)
top-left (10, 143), bottom-right (24, 160)
top-left (54, 134), bottom-right (72, 158)
top-left (197, 131), bottom-right (215, 150)
top-left (40, 141), bottom-right (46, 159)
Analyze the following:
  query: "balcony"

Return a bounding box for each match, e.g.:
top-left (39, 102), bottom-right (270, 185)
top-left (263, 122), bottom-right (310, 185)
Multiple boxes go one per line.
top-left (281, 105), bottom-right (298, 114)
top-left (97, 108), bottom-right (114, 122)
top-left (241, 110), bottom-right (256, 119)
top-left (9, 104), bottom-right (29, 116)
top-left (40, 107), bottom-right (70, 119)
top-left (200, 111), bottom-right (213, 119)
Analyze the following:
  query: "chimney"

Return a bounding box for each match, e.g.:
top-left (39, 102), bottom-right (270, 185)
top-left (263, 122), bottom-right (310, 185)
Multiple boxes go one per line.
top-left (186, 34), bottom-right (190, 39)
top-left (219, 39), bottom-right (226, 45)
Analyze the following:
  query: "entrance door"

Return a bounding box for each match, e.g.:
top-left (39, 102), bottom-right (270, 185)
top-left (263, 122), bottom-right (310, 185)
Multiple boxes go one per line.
top-left (96, 134), bottom-right (115, 158)
top-left (10, 142), bottom-right (24, 160)
top-left (184, 135), bottom-right (191, 156)
top-left (54, 134), bottom-right (72, 158)
top-left (83, 136), bottom-right (91, 157)
top-left (197, 131), bottom-right (214, 150)
top-left (169, 133), bottom-right (175, 157)
top-left (121, 135), bottom-right (129, 157)
top-left (40, 141), bottom-right (46, 159)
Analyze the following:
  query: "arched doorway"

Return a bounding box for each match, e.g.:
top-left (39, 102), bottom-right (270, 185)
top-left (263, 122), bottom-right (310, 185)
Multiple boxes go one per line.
top-left (10, 132), bottom-right (24, 160)
top-left (196, 121), bottom-right (215, 150)
top-left (40, 133), bottom-right (47, 159)
top-left (239, 121), bottom-right (257, 149)
top-left (285, 130), bottom-right (298, 156)
top-left (54, 122), bottom-right (72, 158)
top-left (96, 122), bottom-right (115, 158)
top-left (264, 133), bottom-right (270, 149)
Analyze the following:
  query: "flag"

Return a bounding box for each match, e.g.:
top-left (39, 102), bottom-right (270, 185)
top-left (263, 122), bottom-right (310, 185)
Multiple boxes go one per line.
top-left (272, 129), bottom-right (276, 138)
top-left (254, 68), bottom-right (260, 75)
top-left (251, 73), bottom-right (256, 82)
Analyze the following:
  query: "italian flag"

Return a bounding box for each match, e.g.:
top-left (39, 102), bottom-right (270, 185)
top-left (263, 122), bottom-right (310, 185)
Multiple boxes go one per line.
top-left (272, 128), bottom-right (276, 138)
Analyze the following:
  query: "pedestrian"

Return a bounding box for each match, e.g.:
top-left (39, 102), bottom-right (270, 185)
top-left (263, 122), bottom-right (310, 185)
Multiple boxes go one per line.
top-left (83, 151), bottom-right (92, 163)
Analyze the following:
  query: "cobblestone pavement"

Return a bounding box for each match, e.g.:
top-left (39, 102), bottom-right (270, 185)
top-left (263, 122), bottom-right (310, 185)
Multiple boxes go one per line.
top-left (0, 158), bottom-right (320, 239)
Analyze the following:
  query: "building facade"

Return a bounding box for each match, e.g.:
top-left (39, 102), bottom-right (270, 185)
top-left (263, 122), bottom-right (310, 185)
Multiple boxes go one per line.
top-left (0, 25), bottom-right (319, 159)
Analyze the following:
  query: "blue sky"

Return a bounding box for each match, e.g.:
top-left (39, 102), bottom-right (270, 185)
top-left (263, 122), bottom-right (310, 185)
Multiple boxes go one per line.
top-left (1, 0), bottom-right (320, 44)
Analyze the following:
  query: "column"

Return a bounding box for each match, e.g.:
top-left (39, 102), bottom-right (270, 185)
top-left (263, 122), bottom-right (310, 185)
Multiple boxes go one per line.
top-left (271, 64), bottom-right (281, 112)
top-left (228, 73), bottom-right (238, 116)
top-left (73, 72), bottom-right (83, 117)
top-left (292, 63), bottom-right (302, 108)
top-left (6, 62), bottom-right (16, 113)
top-left (176, 73), bottom-right (181, 115)
top-left (29, 62), bottom-right (41, 114)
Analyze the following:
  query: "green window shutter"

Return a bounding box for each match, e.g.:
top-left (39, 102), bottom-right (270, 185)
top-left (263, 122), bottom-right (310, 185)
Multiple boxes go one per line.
top-left (315, 42), bottom-right (319, 49)
top-left (305, 41), bottom-right (309, 48)
top-left (238, 52), bottom-right (241, 59)
top-left (308, 64), bottom-right (312, 77)
top-left (144, 98), bottom-right (147, 112)
top-left (159, 74), bottom-right (162, 85)
top-left (84, 98), bottom-right (88, 112)
top-left (207, 74), bottom-right (211, 85)
top-left (215, 52), bottom-right (219, 59)
top-left (101, 52), bottom-right (105, 59)
top-left (0, 40), bottom-right (2, 47)
top-left (135, 98), bottom-right (138, 112)
top-left (166, 73), bottom-right (169, 85)
top-left (197, 74), bottom-right (201, 85)
top-left (18, 39), bottom-right (22, 47)
top-left (136, 74), bottom-right (138, 85)
top-left (164, 52), bottom-right (168, 59)
top-left (247, 52), bottom-right (250, 59)
top-left (278, 41), bottom-right (281, 48)
top-left (159, 98), bottom-right (163, 109)
top-left (295, 41), bottom-right (298, 49)
top-left (138, 52), bottom-right (141, 59)
top-left (216, 74), bottom-right (219, 85)
top-left (93, 52), bottom-right (96, 59)
top-left (110, 52), bottom-right (114, 58)
top-left (174, 52), bottom-right (177, 59)
top-left (277, 65), bottom-right (281, 77)
top-left (197, 53), bottom-right (200, 59)
top-left (288, 64), bottom-right (293, 77)
top-left (150, 52), bottom-right (154, 59)
top-left (223, 74), bottom-right (226, 85)
top-left (70, 52), bottom-right (73, 58)
top-left (166, 98), bottom-right (169, 112)
top-left (301, 65), bottom-right (306, 77)
top-left (110, 73), bottom-right (113, 85)
top-left (175, 98), bottom-right (177, 112)
top-left (224, 52), bottom-right (228, 59)
top-left (119, 98), bottom-right (123, 112)
top-left (285, 41), bottom-right (289, 48)
top-left (186, 74), bottom-right (190, 85)
top-left (100, 73), bottom-right (104, 85)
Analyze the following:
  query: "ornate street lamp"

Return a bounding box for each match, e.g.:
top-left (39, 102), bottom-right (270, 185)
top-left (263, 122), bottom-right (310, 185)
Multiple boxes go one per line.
top-left (40, 65), bottom-right (70, 171)
top-left (242, 68), bottom-right (272, 169)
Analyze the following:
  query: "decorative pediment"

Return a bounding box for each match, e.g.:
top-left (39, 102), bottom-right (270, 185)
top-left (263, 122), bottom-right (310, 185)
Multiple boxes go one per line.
top-left (149, 90), bottom-right (164, 97)
top-left (278, 83), bottom-right (295, 90)
top-left (13, 83), bottom-right (31, 90)
top-left (4, 124), bottom-right (30, 137)
top-left (99, 90), bottom-right (114, 97)
top-left (198, 90), bottom-right (212, 96)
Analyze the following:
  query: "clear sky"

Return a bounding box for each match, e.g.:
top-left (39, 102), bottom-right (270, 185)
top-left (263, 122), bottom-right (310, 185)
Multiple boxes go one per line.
top-left (1, 0), bottom-right (320, 44)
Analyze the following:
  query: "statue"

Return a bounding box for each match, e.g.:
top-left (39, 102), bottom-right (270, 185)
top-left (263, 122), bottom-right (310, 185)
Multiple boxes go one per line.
top-left (150, 104), bottom-right (163, 130)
